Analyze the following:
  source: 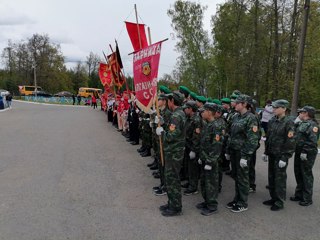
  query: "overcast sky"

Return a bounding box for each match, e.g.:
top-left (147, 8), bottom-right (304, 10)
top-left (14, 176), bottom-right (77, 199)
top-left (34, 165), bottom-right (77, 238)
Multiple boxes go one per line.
top-left (0, 0), bottom-right (224, 77)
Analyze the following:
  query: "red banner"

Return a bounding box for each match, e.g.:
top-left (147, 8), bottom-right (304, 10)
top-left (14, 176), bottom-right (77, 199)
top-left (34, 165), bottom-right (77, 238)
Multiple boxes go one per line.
top-left (125, 21), bottom-right (149, 51)
top-left (108, 52), bottom-right (125, 88)
top-left (133, 42), bottom-right (162, 112)
top-left (98, 63), bottom-right (112, 87)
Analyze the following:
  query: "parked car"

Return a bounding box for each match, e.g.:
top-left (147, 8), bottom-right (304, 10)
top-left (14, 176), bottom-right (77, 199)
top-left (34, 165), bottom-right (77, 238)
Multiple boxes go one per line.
top-left (54, 91), bottom-right (73, 97)
top-left (32, 90), bottom-right (52, 97)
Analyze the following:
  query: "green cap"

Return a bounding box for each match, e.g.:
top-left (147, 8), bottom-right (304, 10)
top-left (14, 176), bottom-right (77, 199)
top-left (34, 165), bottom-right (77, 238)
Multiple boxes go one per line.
top-left (189, 91), bottom-right (197, 100)
top-left (159, 85), bottom-right (171, 94)
top-left (195, 95), bottom-right (207, 104)
top-left (272, 99), bottom-right (289, 108)
top-left (235, 94), bottom-right (252, 104)
top-left (179, 86), bottom-right (191, 95)
top-left (158, 93), bottom-right (167, 100)
top-left (221, 97), bottom-right (231, 104)
top-left (166, 91), bottom-right (184, 106)
top-left (182, 100), bottom-right (198, 111)
top-left (201, 103), bottom-right (219, 113)
top-left (298, 105), bottom-right (315, 115)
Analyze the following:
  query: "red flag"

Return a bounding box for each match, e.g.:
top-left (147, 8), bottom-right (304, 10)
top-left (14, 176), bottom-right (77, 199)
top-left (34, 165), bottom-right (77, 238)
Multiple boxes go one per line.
top-left (125, 21), bottom-right (148, 51)
top-left (108, 53), bottom-right (125, 88)
top-left (98, 63), bottom-right (112, 87)
top-left (133, 41), bottom-right (162, 112)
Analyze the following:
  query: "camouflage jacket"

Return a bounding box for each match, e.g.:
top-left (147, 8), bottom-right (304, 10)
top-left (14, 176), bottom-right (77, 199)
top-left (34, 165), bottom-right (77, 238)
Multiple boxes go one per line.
top-left (160, 107), bottom-right (172, 132)
top-left (163, 107), bottom-right (186, 154)
top-left (295, 119), bottom-right (319, 154)
top-left (265, 115), bottom-right (296, 161)
top-left (185, 113), bottom-right (202, 153)
top-left (200, 119), bottom-right (223, 165)
top-left (228, 111), bottom-right (260, 160)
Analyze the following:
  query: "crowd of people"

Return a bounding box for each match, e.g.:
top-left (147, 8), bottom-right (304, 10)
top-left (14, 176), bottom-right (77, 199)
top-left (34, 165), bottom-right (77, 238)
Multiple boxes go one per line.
top-left (104, 86), bottom-right (319, 217)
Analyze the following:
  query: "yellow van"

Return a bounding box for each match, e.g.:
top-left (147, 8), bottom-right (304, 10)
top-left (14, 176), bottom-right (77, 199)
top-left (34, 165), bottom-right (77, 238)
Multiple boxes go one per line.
top-left (19, 85), bottom-right (43, 96)
top-left (78, 87), bottom-right (102, 98)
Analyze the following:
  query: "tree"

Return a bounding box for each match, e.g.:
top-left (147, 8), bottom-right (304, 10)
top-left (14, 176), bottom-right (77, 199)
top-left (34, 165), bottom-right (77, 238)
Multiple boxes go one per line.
top-left (168, 0), bottom-right (214, 96)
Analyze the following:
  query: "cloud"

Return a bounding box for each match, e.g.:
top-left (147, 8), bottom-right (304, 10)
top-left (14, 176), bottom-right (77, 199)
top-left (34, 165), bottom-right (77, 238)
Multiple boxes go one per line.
top-left (0, 15), bottom-right (35, 26)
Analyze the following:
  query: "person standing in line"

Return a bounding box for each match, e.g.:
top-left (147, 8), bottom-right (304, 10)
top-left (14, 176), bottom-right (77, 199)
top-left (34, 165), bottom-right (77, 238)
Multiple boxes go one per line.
top-left (196, 103), bottom-right (223, 216)
top-left (290, 106), bottom-right (319, 206)
top-left (225, 94), bottom-right (260, 213)
top-left (182, 100), bottom-right (202, 196)
top-left (262, 99), bottom-right (296, 211)
top-left (157, 91), bottom-right (186, 217)
top-left (77, 95), bottom-right (81, 105)
top-left (261, 100), bottom-right (274, 140)
top-left (6, 92), bottom-right (13, 108)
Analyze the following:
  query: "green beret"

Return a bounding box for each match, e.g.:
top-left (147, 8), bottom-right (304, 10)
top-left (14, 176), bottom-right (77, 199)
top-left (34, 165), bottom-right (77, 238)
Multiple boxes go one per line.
top-left (179, 86), bottom-right (191, 95)
top-left (232, 90), bottom-right (241, 96)
top-left (221, 97), bottom-right (231, 104)
top-left (212, 99), bottom-right (222, 105)
top-left (159, 85), bottom-right (171, 94)
top-left (272, 99), bottom-right (289, 108)
top-left (189, 92), bottom-right (197, 100)
top-left (195, 95), bottom-right (207, 104)
top-left (230, 93), bottom-right (238, 100)
top-left (182, 100), bottom-right (198, 111)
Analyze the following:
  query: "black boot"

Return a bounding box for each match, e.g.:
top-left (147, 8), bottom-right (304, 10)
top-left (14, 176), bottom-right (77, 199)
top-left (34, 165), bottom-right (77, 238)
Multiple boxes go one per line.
top-left (141, 148), bottom-right (151, 157)
top-left (137, 146), bottom-right (146, 153)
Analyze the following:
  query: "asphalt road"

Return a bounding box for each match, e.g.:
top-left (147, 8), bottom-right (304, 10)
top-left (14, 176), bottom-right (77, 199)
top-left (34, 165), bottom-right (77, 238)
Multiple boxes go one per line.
top-left (0, 101), bottom-right (319, 240)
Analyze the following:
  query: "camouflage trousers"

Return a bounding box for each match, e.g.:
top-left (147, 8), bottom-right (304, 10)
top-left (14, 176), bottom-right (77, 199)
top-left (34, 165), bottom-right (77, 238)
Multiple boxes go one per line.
top-left (141, 124), bottom-right (152, 148)
top-left (187, 150), bottom-right (200, 191)
top-left (230, 149), bottom-right (250, 208)
top-left (268, 154), bottom-right (288, 208)
top-left (200, 160), bottom-right (219, 210)
top-left (293, 149), bottom-right (317, 202)
top-left (164, 151), bottom-right (184, 210)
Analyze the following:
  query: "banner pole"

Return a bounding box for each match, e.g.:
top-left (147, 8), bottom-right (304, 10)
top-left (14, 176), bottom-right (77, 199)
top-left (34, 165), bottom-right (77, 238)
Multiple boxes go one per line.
top-left (134, 4), bottom-right (142, 49)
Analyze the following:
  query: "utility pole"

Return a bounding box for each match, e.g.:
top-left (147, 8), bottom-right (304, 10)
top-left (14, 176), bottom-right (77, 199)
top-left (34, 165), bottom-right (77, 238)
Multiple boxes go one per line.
top-left (291, 0), bottom-right (310, 115)
top-left (33, 63), bottom-right (37, 98)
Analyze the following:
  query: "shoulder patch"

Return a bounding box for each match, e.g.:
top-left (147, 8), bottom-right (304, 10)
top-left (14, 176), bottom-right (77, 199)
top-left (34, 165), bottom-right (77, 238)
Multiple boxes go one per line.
top-left (252, 126), bottom-right (258, 132)
top-left (313, 127), bottom-right (318, 133)
top-left (288, 131), bottom-right (294, 138)
top-left (169, 124), bottom-right (176, 132)
top-left (215, 134), bottom-right (220, 142)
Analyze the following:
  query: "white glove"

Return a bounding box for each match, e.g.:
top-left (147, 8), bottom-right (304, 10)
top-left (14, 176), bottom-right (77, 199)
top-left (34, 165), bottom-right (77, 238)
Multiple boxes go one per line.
top-left (155, 115), bottom-right (164, 125)
top-left (279, 160), bottom-right (286, 168)
top-left (155, 115), bottom-right (160, 124)
top-left (156, 127), bottom-right (164, 136)
top-left (225, 154), bottom-right (230, 160)
top-left (139, 117), bottom-right (142, 122)
top-left (300, 153), bottom-right (307, 161)
top-left (149, 122), bottom-right (153, 128)
top-left (262, 154), bottom-right (268, 162)
top-left (204, 165), bottom-right (212, 171)
top-left (198, 159), bottom-right (202, 165)
top-left (240, 159), bottom-right (247, 168)
top-left (135, 109), bottom-right (140, 114)
top-left (189, 151), bottom-right (196, 160)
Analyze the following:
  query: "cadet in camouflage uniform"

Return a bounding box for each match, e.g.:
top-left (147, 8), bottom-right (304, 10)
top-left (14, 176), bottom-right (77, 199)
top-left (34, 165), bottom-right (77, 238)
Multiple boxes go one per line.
top-left (226, 94), bottom-right (260, 213)
top-left (157, 91), bottom-right (186, 217)
top-left (196, 103), bottom-right (223, 216)
top-left (140, 111), bottom-right (152, 157)
top-left (290, 106), bottom-right (319, 206)
top-left (182, 100), bottom-right (202, 196)
top-left (262, 99), bottom-right (296, 211)
top-left (225, 92), bottom-right (241, 176)
top-left (214, 104), bottom-right (227, 192)
top-left (153, 94), bottom-right (172, 196)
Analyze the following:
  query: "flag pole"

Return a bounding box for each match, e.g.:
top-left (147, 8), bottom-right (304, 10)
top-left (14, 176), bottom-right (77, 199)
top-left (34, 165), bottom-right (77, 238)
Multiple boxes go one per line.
top-left (147, 26), bottom-right (164, 167)
top-left (134, 4), bottom-right (142, 49)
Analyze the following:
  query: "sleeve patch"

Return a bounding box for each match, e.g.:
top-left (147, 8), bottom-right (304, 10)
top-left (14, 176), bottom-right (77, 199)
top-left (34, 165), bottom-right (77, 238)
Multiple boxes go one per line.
top-left (215, 134), bottom-right (220, 141)
top-left (288, 131), bottom-right (294, 138)
top-left (252, 126), bottom-right (258, 132)
top-left (169, 124), bottom-right (176, 132)
top-left (313, 127), bottom-right (318, 133)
